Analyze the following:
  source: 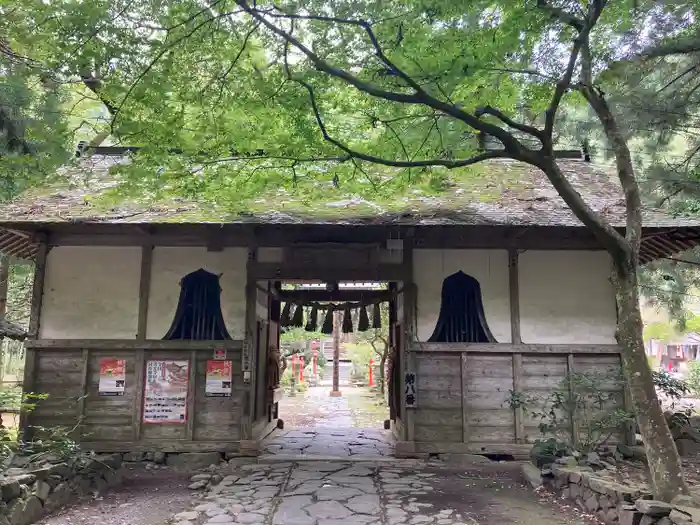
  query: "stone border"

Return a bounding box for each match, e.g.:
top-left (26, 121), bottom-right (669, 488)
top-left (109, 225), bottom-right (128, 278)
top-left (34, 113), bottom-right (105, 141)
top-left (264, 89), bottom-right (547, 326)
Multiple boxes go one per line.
top-left (0, 453), bottom-right (125, 525)
top-left (522, 462), bottom-right (699, 525)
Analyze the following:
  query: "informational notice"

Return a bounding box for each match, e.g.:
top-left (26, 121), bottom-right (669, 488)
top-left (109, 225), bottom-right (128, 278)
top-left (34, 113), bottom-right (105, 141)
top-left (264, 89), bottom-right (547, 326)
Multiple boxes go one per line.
top-left (213, 349), bottom-right (226, 360)
top-left (98, 359), bottom-right (126, 396)
top-left (143, 360), bottom-right (189, 424)
top-left (205, 360), bottom-right (232, 397)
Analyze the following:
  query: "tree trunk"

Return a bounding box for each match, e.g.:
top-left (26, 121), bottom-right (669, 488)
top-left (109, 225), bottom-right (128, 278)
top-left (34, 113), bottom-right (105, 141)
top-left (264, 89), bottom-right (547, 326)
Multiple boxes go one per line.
top-left (613, 257), bottom-right (689, 500)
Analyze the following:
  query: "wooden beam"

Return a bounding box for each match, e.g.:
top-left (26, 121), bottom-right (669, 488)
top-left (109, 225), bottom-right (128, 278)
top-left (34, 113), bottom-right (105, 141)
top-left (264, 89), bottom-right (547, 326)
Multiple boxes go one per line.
top-left (136, 244), bottom-right (153, 340)
top-left (278, 289), bottom-right (391, 303)
top-left (77, 440), bottom-right (243, 453)
top-left (251, 263), bottom-right (404, 282)
top-left (25, 339), bottom-right (244, 350)
top-left (37, 223), bottom-right (615, 251)
top-left (20, 235), bottom-right (48, 439)
top-left (408, 343), bottom-right (621, 354)
top-left (508, 249), bottom-right (521, 344)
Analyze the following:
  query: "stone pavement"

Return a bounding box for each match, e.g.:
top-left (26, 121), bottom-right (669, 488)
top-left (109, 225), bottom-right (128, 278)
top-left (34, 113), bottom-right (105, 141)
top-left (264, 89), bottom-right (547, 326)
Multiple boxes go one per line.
top-left (174, 459), bottom-right (593, 525)
top-left (260, 428), bottom-right (394, 458)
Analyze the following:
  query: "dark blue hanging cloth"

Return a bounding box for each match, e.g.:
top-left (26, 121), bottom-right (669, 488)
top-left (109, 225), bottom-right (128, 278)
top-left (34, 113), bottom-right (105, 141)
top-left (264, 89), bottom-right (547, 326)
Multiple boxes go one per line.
top-left (163, 268), bottom-right (232, 340)
top-left (427, 271), bottom-right (497, 343)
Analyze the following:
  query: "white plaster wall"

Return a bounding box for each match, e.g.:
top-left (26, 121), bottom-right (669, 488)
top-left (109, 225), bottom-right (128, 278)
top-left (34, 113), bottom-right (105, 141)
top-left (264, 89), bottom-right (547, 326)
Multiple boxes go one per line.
top-left (519, 251), bottom-right (616, 344)
top-left (40, 246), bottom-right (141, 339)
top-left (414, 250), bottom-right (511, 343)
top-left (146, 247), bottom-right (247, 339)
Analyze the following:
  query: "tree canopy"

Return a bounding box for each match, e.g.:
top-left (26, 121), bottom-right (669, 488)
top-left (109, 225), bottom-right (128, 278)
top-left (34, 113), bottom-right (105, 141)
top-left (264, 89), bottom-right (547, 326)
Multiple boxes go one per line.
top-left (0, 1), bottom-right (694, 208)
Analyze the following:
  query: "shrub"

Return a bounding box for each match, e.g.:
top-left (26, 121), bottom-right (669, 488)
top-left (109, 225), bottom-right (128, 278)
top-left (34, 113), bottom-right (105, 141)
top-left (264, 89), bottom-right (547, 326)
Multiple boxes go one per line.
top-left (506, 370), bottom-right (634, 453)
top-left (687, 361), bottom-right (700, 396)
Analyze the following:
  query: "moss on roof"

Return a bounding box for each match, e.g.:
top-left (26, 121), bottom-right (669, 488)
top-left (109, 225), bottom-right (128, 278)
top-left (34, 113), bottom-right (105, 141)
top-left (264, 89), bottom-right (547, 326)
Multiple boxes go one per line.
top-left (0, 155), bottom-right (696, 228)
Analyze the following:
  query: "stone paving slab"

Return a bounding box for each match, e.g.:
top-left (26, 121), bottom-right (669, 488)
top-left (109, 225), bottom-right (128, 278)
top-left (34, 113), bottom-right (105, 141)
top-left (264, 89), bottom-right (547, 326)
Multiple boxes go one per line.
top-left (173, 458), bottom-right (595, 525)
top-left (261, 428), bottom-right (395, 458)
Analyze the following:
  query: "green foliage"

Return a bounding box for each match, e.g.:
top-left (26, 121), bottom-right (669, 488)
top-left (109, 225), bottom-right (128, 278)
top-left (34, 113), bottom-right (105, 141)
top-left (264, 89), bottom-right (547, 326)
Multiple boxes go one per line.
top-left (346, 343), bottom-right (374, 383)
top-left (643, 322), bottom-right (679, 343)
top-left (686, 361), bottom-right (700, 396)
top-left (0, 391), bottom-right (87, 471)
top-left (0, 0), bottom-right (690, 217)
top-left (531, 437), bottom-right (571, 460)
top-left (507, 370), bottom-right (634, 454)
top-left (652, 370), bottom-right (691, 401)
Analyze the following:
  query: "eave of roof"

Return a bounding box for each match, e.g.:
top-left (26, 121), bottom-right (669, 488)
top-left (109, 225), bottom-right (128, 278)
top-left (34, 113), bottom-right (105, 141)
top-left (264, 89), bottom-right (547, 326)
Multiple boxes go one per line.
top-left (0, 155), bottom-right (698, 264)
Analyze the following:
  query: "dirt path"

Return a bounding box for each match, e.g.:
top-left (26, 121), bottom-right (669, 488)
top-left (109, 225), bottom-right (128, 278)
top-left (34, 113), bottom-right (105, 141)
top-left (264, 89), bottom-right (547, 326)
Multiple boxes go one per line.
top-left (34, 460), bottom-right (599, 525)
top-left (36, 466), bottom-right (192, 525)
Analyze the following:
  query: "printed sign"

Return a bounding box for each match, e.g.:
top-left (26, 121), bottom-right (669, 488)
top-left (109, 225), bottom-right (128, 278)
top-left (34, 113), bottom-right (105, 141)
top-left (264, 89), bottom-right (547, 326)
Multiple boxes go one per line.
top-left (205, 360), bottom-right (232, 397)
top-left (213, 349), bottom-right (227, 360)
top-left (143, 360), bottom-right (189, 424)
top-left (99, 359), bottom-right (126, 396)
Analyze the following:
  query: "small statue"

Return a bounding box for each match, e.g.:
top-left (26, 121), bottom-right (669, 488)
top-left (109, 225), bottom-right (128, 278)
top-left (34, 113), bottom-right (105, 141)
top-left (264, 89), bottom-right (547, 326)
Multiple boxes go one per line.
top-left (266, 346), bottom-right (282, 390)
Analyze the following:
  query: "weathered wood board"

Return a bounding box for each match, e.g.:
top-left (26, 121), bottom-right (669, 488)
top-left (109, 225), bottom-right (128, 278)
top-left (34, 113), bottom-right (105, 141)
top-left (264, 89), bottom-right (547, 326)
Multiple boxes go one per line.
top-left (412, 346), bottom-right (625, 454)
top-left (28, 344), bottom-right (244, 451)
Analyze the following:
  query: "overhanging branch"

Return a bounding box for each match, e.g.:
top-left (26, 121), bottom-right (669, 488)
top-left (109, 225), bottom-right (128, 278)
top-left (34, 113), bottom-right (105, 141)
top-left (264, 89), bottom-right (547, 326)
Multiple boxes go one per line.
top-left (235, 0), bottom-right (529, 155)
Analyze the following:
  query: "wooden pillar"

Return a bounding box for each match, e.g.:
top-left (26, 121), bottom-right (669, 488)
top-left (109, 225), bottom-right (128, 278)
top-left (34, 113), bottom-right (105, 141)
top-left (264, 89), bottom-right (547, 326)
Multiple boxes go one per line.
top-left (0, 254), bottom-right (9, 384)
top-left (241, 246), bottom-right (257, 441)
top-left (78, 348), bottom-right (90, 439)
top-left (185, 349), bottom-right (197, 440)
top-left (508, 249), bottom-right (521, 344)
top-left (330, 311), bottom-right (342, 397)
top-left (136, 244), bottom-right (153, 340)
top-left (20, 234), bottom-right (49, 438)
top-left (461, 352), bottom-right (469, 443)
top-left (132, 243), bottom-right (152, 442)
top-left (402, 238), bottom-right (415, 443)
top-left (567, 354), bottom-right (580, 448)
top-left (508, 249), bottom-right (524, 443)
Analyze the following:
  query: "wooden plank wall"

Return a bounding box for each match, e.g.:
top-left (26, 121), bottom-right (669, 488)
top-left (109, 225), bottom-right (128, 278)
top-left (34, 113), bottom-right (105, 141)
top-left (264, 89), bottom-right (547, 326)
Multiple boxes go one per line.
top-left (31, 347), bottom-right (243, 451)
top-left (413, 349), bottom-right (625, 454)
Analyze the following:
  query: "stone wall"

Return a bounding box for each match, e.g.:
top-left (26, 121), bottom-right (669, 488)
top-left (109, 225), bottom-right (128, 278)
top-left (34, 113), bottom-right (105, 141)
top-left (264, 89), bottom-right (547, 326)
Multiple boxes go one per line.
top-left (524, 460), bottom-right (700, 525)
top-left (0, 453), bottom-right (125, 525)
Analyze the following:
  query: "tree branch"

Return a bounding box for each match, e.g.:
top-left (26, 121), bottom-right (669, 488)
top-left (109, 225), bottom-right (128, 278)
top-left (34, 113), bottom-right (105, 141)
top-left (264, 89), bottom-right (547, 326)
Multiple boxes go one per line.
top-left (640, 36), bottom-right (700, 59)
top-left (236, 0), bottom-right (529, 155)
top-left (536, 0), bottom-right (585, 31)
top-left (475, 106), bottom-right (544, 140)
top-left (540, 1), bottom-right (603, 140)
top-left (295, 75), bottom-right (509, 168)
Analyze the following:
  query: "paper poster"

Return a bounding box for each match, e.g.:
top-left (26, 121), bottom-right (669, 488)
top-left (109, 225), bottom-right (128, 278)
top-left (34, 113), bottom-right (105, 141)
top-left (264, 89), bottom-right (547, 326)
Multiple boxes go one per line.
top-left (206, 360), bottom-right (232, 397)
top-left (143, 360), bottom-right (189, 424)
top-left (213, 349), bottom-right (227, 360)
top-left (99, 359), bottom-right (126, 396)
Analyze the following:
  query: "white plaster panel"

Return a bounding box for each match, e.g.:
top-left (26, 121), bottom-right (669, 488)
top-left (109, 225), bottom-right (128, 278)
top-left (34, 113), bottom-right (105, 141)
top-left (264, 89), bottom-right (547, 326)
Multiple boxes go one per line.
top-left (147, 247), bottom-right (247, 339)
top-left (414, 250), bottom-right (511, 343)
top-left (519, 251), bottom-right (616, 344)
top-left (40, 246), bottom-right (141, 339)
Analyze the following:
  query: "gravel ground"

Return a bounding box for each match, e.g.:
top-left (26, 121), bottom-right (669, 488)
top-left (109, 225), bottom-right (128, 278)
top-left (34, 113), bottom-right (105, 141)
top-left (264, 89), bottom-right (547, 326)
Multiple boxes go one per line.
top-left (36, 465), bottom-right (192, 525)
